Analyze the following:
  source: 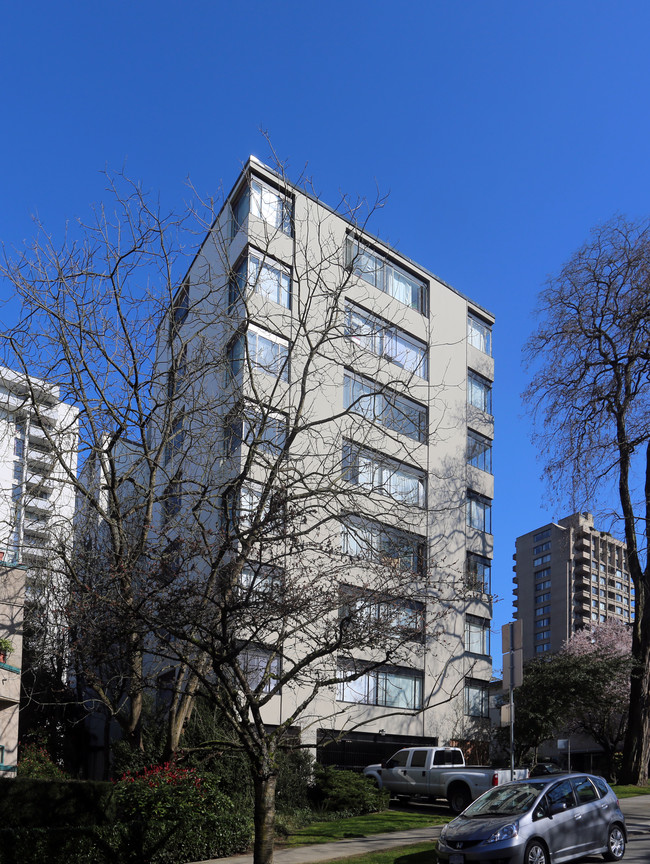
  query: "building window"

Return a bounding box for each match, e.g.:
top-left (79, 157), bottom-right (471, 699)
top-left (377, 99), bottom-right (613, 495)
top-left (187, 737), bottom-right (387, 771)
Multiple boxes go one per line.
top-left (167, 344), bottom-right (188, 400)
top-left (240, 647), bottom-right (281, 693)
top-left (467, 430), bottom-right (492, 473)
top-left (238, 483), bottom-right (285, 535)
top-left (533, 554), bottom-right (551, 567)
top-left (341, 517), bottom-right (426, 575)
top-left (535, 630), bottom-right (550, 642)
top-left (337, 663), bottom-right (423, 710)
top-left (228, 326), bottom-right (290, 382)
top-left (343, 372), bottom-right (427, 443)
top-left (536, 605), bottom-right (550, 616)
top-left (534, 528), bottom-right (551, 542)
top-left (346, 303), bottom-right (428, 378)
top-left (161, 477), bottom-right (182, 527)
top-left (164, 412), bottom-right (185, 465)
top-left (464, 678), bottom-right (489, 718)
top-left (231, 253), bottom-right (291, 309)
top-left (535, 617), bottom-right (550, 628)
top-left (467, 371), bottom-right (492, 414)
top-left (347, 238), bottom-right (427, 314)
top-left (535, 643), bottom-right (550, 654)
top-left (339, 586), bottom-right (424, 640)
top-left (533, 541), bottom-right (551, 554)
top-left (169, 278), bottom-right (189, 337)
top-left (536, 592), bottom-right (551, 604)
top-left (536, 579), bottom-right (551, 591)
top-left (466, 491), bottom-right (492, 533)
top-left (465, 615), bottom-right (490, 656)
top-left (233, 178), bottom-right (292, 236)
top-left (536, 567), bottom-right (551, 579)
top-left (342, 442), bottom-right (426, 507)
top-left (468, 312), bottom-right (492, 356)
top-left (466, 553), bottom-right (491, 594)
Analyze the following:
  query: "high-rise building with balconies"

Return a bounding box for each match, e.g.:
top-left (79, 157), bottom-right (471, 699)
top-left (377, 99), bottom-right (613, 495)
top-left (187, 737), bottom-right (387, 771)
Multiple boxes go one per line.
top-left (513, 512), bottom-right (634, 660)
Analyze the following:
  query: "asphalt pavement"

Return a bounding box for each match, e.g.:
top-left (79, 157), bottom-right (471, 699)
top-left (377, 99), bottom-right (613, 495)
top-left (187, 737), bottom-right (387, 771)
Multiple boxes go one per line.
top-left (190, 795), bottom-right (650, 864)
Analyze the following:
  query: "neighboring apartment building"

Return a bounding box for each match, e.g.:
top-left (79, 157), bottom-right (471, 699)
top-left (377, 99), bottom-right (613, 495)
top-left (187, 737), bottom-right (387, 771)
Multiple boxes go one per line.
top-left (0, 366), bottom-right (78, 776)
top-left (0, 562), bottom-right (25, 776)
top-left (154, 157), bottom-right (495, 766)
top-left (513, 512), bottom-right (634, 660)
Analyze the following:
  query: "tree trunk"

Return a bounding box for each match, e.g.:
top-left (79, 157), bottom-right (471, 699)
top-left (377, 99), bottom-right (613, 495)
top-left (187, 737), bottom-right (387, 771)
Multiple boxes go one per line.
top-left (620, 589), bottom-right (650, 784)
top-left (253, 773), bottom-right (277, 864)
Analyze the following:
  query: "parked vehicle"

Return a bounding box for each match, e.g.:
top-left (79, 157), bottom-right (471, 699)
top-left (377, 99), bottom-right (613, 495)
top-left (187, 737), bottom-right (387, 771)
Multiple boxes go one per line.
top-left (436, 772), bottom-right (626, 864)
top-left (363, 746), bottom-right (528, 814)
top-left (529, 762), bottom-right (565, 777)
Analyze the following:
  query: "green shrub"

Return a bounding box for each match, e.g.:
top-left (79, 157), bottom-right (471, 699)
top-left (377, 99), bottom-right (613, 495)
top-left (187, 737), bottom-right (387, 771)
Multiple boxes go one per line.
top-left (276, 749), bottom-right (314, 810)
top-left (17, 743), bottom-right (68, 780)
top-left (115, 762), bottom-right (252, 862)
top-left (0, 777), bottom-right (116, 828)
top-left (310, 765), bottom-right (388, 815)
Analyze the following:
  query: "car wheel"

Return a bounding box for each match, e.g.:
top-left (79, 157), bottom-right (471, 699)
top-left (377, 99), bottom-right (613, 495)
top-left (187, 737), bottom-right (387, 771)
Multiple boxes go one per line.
top-left (447, 784), bottom-right (471, 814)
top-left (524, 840), bottom-right (549, 864)
top-left (603, 824), bottom-right (625, 861)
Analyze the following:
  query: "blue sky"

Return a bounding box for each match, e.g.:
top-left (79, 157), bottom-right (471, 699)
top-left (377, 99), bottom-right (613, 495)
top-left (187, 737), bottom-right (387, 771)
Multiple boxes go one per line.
top-left (2, 1), bottom-right (650, 668)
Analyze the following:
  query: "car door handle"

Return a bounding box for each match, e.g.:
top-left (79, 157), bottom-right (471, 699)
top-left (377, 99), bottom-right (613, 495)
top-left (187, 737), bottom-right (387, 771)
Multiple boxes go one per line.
top-left (601, 804), bottom-right (609, 809)
top-left (574, 813), bottom-right (582, 820)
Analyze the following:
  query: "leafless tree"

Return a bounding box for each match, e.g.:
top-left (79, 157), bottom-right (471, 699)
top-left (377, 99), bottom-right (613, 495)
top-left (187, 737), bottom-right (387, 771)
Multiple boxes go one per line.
top-left (1, 161), bottom-right (488, 863)
top-left (524, 214), bottom-right (650, 784)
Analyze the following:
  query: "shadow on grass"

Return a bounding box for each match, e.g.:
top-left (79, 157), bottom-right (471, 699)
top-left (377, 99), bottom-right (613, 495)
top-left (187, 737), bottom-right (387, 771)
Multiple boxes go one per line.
top-left (394, 849), bottom-right (437, 864)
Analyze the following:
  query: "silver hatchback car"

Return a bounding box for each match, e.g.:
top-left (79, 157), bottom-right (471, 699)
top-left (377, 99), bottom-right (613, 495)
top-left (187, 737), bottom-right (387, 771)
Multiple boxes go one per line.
top-left (436, 772), bottom-right (626, 864)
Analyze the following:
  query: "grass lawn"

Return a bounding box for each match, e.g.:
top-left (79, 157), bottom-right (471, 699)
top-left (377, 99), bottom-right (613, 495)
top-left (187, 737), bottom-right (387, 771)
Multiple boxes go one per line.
top-left (282, 811), bottom-right (449, 848)
top-left (612, 784), bottom-right (650, 798)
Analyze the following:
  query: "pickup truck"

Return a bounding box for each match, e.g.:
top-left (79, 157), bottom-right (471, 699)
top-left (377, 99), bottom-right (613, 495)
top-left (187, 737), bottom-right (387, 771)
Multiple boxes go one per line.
top-left (363, 746), bottom-right (528, 814)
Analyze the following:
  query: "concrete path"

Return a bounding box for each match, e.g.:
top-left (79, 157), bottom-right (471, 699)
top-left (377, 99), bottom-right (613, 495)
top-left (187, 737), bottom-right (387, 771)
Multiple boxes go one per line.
top-left (190, 795), bottom-right (650, 864)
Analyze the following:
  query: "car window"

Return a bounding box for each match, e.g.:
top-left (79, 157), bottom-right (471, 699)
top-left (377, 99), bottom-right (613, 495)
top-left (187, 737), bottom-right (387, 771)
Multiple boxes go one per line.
top-left (592, 776), bottom-right (610, 798)
top-left (547, 779), bottom-right (576, 811)
top-left (463, 783), bottom-right (545, 817)
top-left (572, 777), bottom-right (598, 804)
top-left (410, 750), bottom-right (428, 768)
top-left (386, 750), bottom-right (409, 768)
top-left (433, 750), bottom-right (457, 765)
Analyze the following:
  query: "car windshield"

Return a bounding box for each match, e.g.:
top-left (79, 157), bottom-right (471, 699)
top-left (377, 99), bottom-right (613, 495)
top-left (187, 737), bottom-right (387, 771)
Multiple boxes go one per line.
top-left (462, 782), bottom-right (547, 817)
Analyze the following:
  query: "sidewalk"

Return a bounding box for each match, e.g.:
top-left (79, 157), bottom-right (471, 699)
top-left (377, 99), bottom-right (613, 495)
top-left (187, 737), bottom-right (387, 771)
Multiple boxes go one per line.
top-left (189, 825), bottom-right (442, 864)
top-left (191, 794), bottom-right (650, 864)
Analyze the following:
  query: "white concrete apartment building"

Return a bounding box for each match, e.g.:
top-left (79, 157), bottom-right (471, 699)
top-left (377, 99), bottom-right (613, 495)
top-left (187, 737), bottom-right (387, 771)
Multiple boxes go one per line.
top-left (513, 512), bottom-right (634, 661)
top-left (156, 158), bottom-right (495, 766)
top-left (0, 366), bottom-right (78, 776)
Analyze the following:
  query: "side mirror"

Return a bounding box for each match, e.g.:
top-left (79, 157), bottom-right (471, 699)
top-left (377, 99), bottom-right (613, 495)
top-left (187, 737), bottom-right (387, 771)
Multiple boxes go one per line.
top-left (550, 802), bottom-right (568, 815)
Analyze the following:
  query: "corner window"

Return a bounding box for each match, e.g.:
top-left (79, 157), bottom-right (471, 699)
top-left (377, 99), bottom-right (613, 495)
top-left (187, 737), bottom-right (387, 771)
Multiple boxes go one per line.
top-left (468, 312), bottom-right (492, 355)
top-left (467, 429), bottom-right (492, 473)
top-left (231, 253), bottom-right (291, 309)
top-left (169, 279), bottom-right (189, 338)
top-left (468, 370), bottom-right (492, 414)
top-left (240, 647), bottom-right (281, 694)
top-left (466, 553), bottom-right (491, 594)
top-left (466, 491), bottom-right (492, 533)
top-left (228, 326), bottom-right (290, 382)
top-left (232, 178), bottom-right (292, 237)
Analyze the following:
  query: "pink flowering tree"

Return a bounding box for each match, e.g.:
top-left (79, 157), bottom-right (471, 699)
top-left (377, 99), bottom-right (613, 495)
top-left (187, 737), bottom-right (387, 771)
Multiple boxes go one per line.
top-left (562, 621), bottom-right (632, 779)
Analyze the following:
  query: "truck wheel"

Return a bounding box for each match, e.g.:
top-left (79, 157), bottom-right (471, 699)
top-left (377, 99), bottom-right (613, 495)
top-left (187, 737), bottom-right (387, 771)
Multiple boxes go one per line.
top-left (447, 784), bottom-right (471, 814)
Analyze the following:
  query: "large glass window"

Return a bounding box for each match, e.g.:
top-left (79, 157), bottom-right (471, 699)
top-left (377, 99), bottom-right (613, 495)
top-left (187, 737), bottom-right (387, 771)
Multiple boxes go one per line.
top-left (347, 239), bottom-right (427, 314)
top-left (467, 429), bottom-right (492, 473)
top-left (342, 442), bottom-right (426, 507)
top-left (466, 491), bottom-right (492, 533)
top-left (164, 412), bottom-right (185, 465)
top-left (342, 517), bottom-right (426, 574)
top-left (464, 678), bottom-right (489, 717)
top-left (468, 370), bottom-right (493, 414)
top-left (465, 615), bottom-right (491, 656)
top-left (468, 312), bottom-right (492, 355)
top-left (339, 585), bottom-right (424, 639)
top-left (240, 648), bottom-right (281, 693)
top-left (337, 663), bottom-right (423, 709)
top-left (343, 373), bottom-right (427, 443)
top-left (346, 303), bottom-right (428, 379)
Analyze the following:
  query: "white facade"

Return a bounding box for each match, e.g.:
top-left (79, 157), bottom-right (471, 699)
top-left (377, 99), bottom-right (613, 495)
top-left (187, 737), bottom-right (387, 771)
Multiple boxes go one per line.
top-left (0, 366), bottom-right (78, 775)
top-left (156, 158), bottom-right (495, 764)
top-left (513, 512), bottom-right (634, 660)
